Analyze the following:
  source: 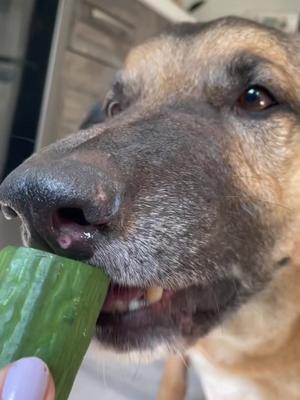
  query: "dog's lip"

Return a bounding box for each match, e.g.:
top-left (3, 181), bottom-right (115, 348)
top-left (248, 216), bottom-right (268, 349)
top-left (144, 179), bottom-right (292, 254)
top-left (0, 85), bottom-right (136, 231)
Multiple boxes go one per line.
top-left (96, 279), bottom-right (238, 349)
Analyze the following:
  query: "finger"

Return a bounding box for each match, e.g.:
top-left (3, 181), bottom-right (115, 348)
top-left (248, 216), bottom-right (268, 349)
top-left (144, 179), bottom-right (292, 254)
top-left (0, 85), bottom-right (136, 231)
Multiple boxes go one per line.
top-left (157, 354), bottom-right (189, 400)
top-left (0, 366), bottom-right (9, 389)
top-left (44, 372), bottom-right (56, 400)
top-left (0, 357), bottom-right (55, 400)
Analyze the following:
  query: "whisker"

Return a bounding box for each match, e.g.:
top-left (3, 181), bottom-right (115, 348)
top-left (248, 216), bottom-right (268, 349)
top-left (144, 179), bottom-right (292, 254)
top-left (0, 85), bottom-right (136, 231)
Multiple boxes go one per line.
top-left (223, 195), bottom-right (292, 211)
top-left (211, 288), bottom-right (221, 317)
top-left (101, 359), bottom-right (108, 389)
top-left (11, 135), bottom-right (35, 144)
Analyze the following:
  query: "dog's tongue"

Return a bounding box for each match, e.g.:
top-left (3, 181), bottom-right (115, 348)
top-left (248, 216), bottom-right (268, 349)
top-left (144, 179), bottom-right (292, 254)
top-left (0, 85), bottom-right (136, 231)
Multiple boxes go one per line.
top-left (102, 284), bottom-right (146, 312)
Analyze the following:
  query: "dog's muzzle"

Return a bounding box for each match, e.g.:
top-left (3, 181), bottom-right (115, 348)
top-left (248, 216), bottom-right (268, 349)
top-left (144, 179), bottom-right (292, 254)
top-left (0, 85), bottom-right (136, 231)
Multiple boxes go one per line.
top-left (0, 157), bottom-right (123, 259)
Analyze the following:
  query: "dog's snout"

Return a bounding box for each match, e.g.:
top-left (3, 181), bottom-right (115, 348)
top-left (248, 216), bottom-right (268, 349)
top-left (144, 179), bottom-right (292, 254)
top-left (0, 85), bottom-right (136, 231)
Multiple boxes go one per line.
top-left (0, 157), bottom-right (123, 258)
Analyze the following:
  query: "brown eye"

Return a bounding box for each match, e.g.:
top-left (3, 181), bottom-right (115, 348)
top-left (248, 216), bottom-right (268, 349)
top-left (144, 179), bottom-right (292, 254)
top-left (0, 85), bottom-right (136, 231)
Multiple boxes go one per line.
top-left (238, 85), bottom-right (277, 112)
top-left (107, 101), bottom-right (122, 118)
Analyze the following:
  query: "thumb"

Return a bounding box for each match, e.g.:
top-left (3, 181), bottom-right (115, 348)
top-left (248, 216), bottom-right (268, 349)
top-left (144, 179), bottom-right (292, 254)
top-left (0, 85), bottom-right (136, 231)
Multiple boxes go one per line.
top-left (0, 357), bottom-right (55, 400)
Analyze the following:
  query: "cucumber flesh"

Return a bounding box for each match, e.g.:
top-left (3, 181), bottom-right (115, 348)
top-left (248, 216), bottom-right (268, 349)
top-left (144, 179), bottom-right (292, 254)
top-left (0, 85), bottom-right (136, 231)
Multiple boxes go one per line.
top-left (0, 246), bottom-right (110, 400)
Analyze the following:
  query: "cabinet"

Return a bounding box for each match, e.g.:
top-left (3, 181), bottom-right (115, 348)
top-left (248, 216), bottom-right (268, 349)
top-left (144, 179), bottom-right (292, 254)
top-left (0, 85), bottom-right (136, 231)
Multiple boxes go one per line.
top-left (0, 0), bottom-right (35, 174)
top-left (38, 0), bottom-right (169, 145)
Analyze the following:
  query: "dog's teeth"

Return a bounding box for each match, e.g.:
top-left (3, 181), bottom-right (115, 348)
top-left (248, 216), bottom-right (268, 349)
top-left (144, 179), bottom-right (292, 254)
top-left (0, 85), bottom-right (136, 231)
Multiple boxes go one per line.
top-left (146, 287), bottom-right (164, 304)
top-left (112, 288), bottom-right (164, 313)
top-left (128, 300), bottom-right (146, 311)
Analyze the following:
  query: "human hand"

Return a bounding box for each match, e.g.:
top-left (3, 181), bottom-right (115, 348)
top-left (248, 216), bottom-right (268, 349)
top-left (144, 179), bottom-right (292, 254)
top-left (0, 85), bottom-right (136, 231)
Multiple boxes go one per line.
top-left (0, 357), bottom-right (55, 400)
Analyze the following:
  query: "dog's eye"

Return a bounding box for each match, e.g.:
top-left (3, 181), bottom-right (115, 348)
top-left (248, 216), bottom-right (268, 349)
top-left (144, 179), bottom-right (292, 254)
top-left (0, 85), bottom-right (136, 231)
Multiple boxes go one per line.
top-left (238, 86), bottom-right (277, 112)
top-left (106, 101), bottom-right (122, 118)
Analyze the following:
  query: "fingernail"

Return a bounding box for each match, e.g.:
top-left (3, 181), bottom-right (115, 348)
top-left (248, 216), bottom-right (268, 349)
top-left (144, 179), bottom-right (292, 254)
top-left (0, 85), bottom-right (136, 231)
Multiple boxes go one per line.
top-left (2, 357), bottom-right (49, 400)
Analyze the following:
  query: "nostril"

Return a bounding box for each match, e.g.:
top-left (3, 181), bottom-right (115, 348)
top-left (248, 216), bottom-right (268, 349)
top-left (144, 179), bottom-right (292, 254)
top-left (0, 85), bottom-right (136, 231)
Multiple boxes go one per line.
top-left (1, 205), bottom-right (18, 220)
top-left (50, 207), bottom-right (97, 256)
top-left (57, 208), bottom-right (90, 226)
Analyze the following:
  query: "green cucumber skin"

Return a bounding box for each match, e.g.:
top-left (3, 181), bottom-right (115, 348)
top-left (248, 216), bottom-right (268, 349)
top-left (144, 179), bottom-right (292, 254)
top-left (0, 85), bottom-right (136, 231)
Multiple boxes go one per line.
top-left (0, 246), bottom-right (110, 400)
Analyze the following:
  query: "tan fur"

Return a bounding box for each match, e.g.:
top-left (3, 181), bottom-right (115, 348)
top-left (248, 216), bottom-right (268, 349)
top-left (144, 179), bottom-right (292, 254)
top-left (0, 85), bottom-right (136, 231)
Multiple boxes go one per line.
top-left (193, 259), bottom-right (300, 399)
top-left (157, 228), bottom-right (300, 400)
top-left (149, 20), bottom-right (300, 400)
top-left (159, 261), bottom-right (300, 399)
top-left (124, 25), bottom-right (300, 104)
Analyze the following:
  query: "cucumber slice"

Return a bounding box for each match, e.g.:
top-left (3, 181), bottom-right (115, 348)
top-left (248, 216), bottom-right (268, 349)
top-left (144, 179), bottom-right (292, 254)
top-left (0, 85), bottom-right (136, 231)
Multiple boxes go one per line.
top-left (0, 246), bottom-right (110, 400)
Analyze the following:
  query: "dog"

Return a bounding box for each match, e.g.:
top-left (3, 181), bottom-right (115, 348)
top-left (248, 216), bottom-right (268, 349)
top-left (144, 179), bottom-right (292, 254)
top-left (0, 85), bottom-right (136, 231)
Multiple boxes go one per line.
top-left (1, 16), bottom-right (300, 400)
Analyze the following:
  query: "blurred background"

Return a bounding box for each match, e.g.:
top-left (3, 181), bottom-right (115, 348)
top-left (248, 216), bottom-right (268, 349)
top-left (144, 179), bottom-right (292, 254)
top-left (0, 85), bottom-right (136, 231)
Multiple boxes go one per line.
top-left (0, 0), bottom-right (299, 398)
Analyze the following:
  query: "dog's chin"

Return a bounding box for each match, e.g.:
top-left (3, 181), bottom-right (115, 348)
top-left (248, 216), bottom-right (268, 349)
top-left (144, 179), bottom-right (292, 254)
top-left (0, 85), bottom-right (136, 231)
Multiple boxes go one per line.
top-left (95, 279), bottom-right (240, 353)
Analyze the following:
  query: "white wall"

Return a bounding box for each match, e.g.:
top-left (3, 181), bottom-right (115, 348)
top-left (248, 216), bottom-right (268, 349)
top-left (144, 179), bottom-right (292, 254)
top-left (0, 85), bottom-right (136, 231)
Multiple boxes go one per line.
top-left (138, 0), bottom-right (195, 21)
top-left (193, 0), bottom-right (300, 21)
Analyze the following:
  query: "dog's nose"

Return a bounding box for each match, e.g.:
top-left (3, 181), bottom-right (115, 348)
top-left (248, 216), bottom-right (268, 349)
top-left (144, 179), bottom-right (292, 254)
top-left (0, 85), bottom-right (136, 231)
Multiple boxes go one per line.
top-left (0, 158), bottom-right (123, 258)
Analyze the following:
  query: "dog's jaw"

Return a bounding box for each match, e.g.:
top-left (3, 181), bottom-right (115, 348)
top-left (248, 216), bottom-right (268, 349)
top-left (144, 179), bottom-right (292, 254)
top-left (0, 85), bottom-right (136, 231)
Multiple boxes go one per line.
top-left (96, 279), bottom-right (241, 352)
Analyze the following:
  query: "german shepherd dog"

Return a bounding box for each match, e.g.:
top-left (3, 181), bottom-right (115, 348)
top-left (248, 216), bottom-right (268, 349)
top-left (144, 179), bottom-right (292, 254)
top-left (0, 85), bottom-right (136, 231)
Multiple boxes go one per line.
top-left (1, 17), bottom-right (300, 400)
